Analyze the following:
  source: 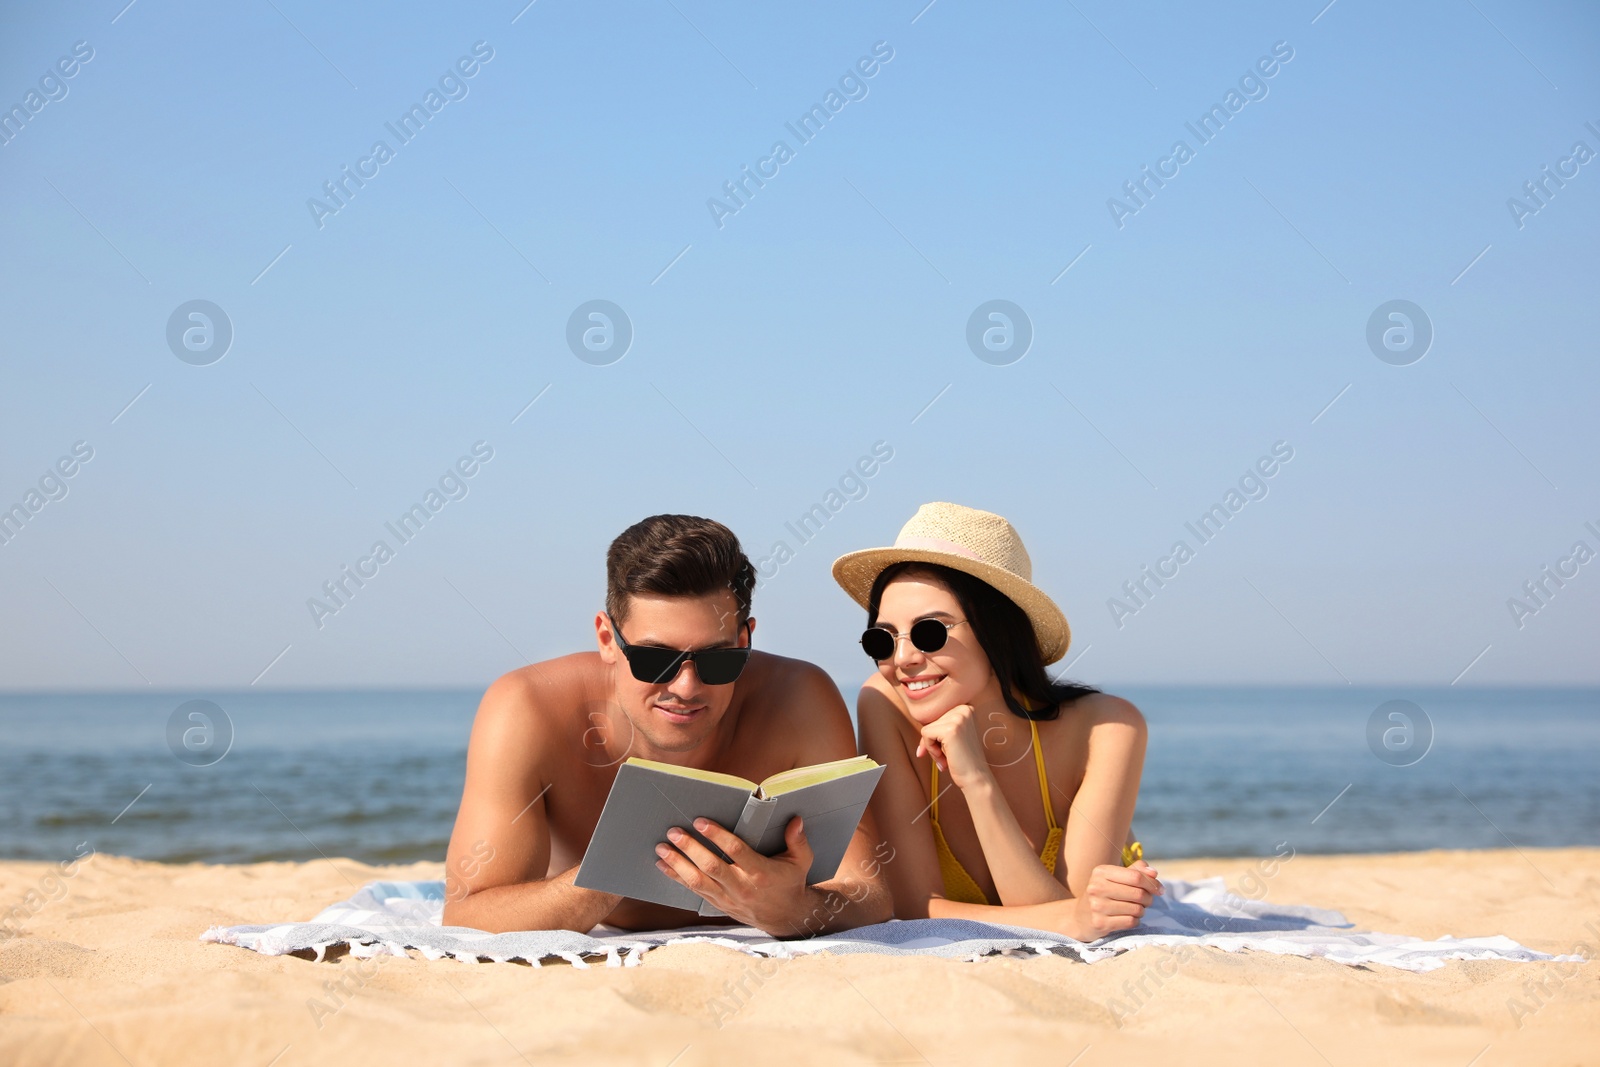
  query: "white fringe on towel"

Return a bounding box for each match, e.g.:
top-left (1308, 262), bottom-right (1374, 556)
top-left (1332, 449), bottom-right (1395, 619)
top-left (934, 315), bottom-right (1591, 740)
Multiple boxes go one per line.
top-left (200, 877), bottom-right (1583, 974)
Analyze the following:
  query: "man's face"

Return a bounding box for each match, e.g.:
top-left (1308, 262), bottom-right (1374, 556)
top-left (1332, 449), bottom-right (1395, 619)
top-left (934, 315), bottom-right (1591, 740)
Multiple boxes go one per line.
top-left (596, 591), bottom-right (753, 757)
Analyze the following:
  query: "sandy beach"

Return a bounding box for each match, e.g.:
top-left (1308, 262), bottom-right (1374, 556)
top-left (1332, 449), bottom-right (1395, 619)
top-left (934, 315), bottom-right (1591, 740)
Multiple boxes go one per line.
top-left (1, 848), bottom-right (1596, 1066)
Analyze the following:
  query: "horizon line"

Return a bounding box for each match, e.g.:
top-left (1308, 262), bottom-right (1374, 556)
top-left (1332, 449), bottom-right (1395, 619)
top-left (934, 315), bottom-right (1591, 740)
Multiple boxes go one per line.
top-left (3, 681), bottom-right (1597, 696)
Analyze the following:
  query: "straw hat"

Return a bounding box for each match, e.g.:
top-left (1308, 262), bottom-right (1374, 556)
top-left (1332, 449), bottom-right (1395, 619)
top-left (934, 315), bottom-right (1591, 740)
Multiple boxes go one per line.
top-left (831, 502), bottom-right (1071, 664)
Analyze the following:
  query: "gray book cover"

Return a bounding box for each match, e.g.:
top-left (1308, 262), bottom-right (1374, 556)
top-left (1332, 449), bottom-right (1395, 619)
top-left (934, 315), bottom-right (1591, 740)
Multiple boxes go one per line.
top-left (574, 759), bottom-right (885, 915)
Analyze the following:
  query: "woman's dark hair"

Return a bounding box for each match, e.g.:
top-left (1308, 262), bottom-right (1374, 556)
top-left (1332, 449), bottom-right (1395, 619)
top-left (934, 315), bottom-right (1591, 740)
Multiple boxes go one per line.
top-left (866, 561), bottom-right (1098, 721)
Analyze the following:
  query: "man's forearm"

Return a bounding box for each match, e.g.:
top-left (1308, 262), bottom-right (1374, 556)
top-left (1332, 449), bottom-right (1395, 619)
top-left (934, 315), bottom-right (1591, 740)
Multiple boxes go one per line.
top-left (785, 878), bottom-right (892, 939)
top-left (443, 866), bottom-right (621, 934)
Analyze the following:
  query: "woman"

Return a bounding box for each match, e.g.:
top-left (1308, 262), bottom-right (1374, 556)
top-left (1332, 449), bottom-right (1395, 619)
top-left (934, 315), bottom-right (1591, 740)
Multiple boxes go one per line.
top-left (833, 502), bottom-right (1160, 940)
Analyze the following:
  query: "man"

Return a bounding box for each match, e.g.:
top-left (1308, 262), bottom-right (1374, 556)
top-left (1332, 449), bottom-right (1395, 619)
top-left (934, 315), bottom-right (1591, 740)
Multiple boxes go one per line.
top-left (442, 514), bottom-right (891, 936)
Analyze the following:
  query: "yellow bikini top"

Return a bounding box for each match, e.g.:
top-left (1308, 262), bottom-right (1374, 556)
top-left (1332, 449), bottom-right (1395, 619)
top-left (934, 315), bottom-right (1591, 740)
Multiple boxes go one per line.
top-left (928, 718), bottom-right (1143, 906)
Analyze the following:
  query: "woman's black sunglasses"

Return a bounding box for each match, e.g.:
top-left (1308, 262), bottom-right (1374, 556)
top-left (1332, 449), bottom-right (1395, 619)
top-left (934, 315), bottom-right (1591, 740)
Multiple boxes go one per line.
top-left (606, 613), bottom-right (753, 685)
top-left (860, 618), bottom-right (967, 662)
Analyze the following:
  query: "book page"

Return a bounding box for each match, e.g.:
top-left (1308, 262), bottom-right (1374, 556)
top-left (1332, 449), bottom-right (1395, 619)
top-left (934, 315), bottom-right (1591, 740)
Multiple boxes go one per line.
top-left (624, 756), bottom-right (756, 793)
top-left (758, 754), bottom-right (878, 797)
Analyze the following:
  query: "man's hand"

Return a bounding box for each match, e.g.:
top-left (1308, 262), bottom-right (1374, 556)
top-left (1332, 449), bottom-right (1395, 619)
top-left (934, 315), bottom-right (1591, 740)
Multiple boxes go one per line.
top-left (915, 704), bottom-right (995, 793)
top-left (1067, 859), bottom-right (1163, 940)
top-left (655, 816), bottom-right (818, 935)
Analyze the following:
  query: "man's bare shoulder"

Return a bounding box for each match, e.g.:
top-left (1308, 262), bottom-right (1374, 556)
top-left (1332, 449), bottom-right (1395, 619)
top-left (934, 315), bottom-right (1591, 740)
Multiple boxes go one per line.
top-left (471, 653), bottom-right (606, 736)
top-left (741, 650), bottom-right (844, 704)
top-left (734, 651), bottom-right (857, 765)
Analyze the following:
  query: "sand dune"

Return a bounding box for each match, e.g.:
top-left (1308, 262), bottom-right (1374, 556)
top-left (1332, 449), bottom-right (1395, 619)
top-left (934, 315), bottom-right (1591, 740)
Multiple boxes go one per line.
top-left (1, 848), bottom-right (1595, 1065)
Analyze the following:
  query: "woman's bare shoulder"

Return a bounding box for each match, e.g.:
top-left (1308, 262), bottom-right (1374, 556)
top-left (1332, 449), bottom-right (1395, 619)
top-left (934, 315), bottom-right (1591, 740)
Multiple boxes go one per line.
top-left (860, 668), bottom-right (899, 702)
top-left (1068, 690), bottom-right (1146, 730)
top-left (1055, 692), bottom-right (1147, 762)
top-left (858, 671), bottom-right (911, 723)
top-left (856, 673), bottom-right (923, 760)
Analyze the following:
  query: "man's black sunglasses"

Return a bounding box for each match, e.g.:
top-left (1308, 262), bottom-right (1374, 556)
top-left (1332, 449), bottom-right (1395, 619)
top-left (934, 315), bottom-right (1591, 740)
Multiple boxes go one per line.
top-left (860, 618), bottom-right (968, 662)
top-left (606, 612), bottom-right (753, 686)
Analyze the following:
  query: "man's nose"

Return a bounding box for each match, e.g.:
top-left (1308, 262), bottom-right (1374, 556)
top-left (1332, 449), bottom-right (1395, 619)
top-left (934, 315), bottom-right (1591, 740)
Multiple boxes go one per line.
top-left (665, 657), bottom-right (702, 694)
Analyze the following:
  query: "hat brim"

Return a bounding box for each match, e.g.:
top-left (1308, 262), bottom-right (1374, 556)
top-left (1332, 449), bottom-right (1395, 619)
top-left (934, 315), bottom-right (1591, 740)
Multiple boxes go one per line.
top-left (831, 547), bottom-right (1072, 665)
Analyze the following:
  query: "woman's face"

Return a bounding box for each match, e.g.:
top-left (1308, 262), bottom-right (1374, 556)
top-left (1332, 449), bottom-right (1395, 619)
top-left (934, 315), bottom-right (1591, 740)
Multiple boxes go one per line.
top-left (873, 573), bottom-right (995, 725)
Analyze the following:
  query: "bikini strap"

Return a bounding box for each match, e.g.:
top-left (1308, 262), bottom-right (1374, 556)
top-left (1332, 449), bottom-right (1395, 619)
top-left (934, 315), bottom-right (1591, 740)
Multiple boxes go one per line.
top-left (931, 723), bottom-right (1054, 831)
top-left (1030, 720), bottom-right (1058, 831)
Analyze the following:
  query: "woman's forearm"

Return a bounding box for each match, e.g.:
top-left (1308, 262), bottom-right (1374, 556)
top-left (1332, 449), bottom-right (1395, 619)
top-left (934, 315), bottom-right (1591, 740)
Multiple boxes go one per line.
top-left (928, 894), bottom-right (1087, 940)
top-left (959, 779), bottom-right (1070, 906)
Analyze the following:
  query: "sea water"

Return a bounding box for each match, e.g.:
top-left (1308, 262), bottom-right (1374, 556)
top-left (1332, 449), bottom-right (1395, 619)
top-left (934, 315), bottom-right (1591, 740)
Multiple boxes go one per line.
top-left (0, 687), bottom-right (1594, 864)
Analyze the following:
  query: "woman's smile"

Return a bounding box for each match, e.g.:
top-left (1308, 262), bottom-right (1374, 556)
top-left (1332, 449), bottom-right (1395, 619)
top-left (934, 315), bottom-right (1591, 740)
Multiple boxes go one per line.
top-left (900, 673), bottom-right (947, 700)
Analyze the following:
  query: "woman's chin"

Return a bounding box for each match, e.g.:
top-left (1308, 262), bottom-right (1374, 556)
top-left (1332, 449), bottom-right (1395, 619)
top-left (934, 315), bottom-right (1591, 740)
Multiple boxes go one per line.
top-left (906, 692), bottom-right (968, 725)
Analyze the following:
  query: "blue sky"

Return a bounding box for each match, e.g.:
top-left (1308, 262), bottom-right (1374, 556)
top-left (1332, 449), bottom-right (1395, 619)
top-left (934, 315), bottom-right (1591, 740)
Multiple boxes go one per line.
top-left (1, 0), bottom-right (1596, 692)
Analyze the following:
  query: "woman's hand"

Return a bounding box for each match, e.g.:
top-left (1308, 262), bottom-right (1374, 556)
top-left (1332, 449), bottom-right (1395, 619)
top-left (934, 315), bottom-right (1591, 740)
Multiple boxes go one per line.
top-left (916, 704), bottom-right (995, 793)
top-left (1066, 860), bottom-right (1162, 940)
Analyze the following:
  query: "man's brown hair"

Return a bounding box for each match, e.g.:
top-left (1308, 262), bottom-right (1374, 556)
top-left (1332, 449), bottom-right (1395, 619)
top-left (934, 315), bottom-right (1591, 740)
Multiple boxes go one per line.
top-left (605, 514), bottom-right (756, 626)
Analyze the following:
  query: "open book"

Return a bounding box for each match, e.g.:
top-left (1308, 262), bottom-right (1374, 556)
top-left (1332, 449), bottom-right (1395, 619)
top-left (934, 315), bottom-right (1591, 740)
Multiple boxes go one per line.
top-left (574, 754), bottom-right (885, 915)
